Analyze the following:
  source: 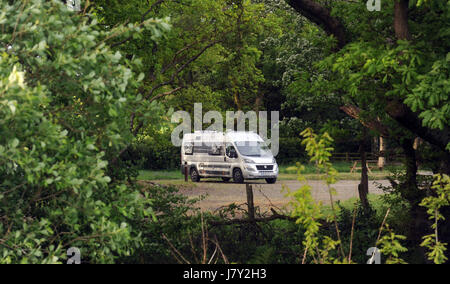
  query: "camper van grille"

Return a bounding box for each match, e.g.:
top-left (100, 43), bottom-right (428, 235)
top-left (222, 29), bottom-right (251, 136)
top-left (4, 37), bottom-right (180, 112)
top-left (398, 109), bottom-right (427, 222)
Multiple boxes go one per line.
top-left (256, 165), bottom-right (274, 171)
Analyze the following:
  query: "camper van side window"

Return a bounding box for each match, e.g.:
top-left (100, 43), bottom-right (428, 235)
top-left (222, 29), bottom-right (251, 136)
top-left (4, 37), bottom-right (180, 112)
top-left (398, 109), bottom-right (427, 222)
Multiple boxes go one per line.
top-left (193, 143), bottom-right (210, 154)
top-left (208, 144), bottom-right (223, 156)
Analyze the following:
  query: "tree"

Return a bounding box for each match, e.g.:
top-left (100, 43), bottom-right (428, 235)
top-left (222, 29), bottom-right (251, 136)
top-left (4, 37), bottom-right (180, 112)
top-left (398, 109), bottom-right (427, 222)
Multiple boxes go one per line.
top-left (285, 0), bottom-right (449, 166)
top-left (0, 0), bottom-right (168, 263)
top-left (284, 0), bottom-right (450, 260)
top-left (90, 0), bottom-right (284, 137)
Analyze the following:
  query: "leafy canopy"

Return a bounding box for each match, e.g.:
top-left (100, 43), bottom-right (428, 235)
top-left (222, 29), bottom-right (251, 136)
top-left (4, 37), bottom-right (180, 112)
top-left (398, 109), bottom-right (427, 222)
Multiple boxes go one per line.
top-left (0, 0), bottom-right (168, 263)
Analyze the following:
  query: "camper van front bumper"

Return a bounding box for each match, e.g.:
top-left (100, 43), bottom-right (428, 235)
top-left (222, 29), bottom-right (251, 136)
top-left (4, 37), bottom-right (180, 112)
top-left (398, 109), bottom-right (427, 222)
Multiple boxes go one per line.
top-left (244, 164), bottom-right (278, 179)
top-left (246, 173), bottom-right (278, 179)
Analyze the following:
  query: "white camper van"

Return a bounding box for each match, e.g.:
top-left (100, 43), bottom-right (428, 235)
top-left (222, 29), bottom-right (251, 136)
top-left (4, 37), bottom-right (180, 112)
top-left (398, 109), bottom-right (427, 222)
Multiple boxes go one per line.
top-left (181, 131), bottom-right (278, 184)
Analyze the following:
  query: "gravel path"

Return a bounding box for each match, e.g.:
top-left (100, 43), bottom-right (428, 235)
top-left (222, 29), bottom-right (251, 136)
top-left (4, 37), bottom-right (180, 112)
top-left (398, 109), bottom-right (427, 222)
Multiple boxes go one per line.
top-left (178, 179), bottom-right (390, 212)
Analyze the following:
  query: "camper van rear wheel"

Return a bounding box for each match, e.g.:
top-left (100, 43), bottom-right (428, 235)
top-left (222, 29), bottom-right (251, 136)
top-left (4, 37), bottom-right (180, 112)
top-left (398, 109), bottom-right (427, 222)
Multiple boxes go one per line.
top-left (190, 168), bottom-right (200, 182)
top-left (233, 169), bottom-right (244, 184)
top-left (266, 178), bottom-right (277, 184)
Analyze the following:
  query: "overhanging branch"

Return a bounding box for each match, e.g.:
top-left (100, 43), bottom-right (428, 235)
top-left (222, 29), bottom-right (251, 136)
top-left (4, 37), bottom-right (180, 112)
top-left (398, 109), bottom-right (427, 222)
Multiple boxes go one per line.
top-left (340, 105), bottom-right (390, 137)
top-left (386, 101), bottom-right (450, 153)
top-left (285, 0), bottom-right (348, 49)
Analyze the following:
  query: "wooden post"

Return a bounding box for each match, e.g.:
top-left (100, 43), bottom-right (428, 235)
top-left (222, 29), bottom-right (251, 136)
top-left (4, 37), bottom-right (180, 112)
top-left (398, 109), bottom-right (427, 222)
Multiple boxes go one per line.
top-left (184, 166), bottom-right (188, 182)
top-left (350, 161), bottom-right (357, 173)
top-left (378, 136), bottom-right (385, 170)
top-left (246, 184), bottom-right (255, 221)
top-left (413, 137), bottom-right (422, 169)
top-left (413, 137), bottom-right (420, 150)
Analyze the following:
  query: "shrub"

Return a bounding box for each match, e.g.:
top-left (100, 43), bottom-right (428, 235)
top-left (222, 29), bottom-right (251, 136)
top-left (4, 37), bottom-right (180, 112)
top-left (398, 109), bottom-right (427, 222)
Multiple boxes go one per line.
top-left (277, 137), bottom-right (306, 164)
top-left (124, 139), bottom-right (180, 171)
top-left (0, 0), bottom-right (169, 263)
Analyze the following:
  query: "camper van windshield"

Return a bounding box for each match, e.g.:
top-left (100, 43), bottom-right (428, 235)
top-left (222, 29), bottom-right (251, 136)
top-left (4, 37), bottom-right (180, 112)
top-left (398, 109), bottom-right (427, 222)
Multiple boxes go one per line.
top-left (235, 141), bottom-right (271, 157)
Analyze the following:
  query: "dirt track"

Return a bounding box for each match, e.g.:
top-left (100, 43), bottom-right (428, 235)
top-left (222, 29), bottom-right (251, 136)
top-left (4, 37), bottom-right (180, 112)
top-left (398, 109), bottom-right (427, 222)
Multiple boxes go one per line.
top-left (177, 179), bottom-right (390, 212)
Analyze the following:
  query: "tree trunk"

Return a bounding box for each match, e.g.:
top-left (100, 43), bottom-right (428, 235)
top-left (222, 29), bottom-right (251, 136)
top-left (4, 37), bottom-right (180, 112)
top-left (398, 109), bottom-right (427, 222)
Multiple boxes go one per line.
top-left (358, 128), bottom-right (370, 211)
top-left (394, 0), bottom-right (411, 40)
top-left (246, 184), bottom-right (258, 241)
top-left (400, 139), bottom-right (419, 201)
top-left (400, 138), bottom-right (430, 261)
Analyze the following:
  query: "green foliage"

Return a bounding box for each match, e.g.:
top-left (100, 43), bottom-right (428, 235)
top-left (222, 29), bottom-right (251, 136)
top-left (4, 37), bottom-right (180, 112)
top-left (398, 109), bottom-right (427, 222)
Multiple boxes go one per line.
top-left (126, 135), bottom-right (180, 170)
top-left (420, 174), bottom-right (450, 264)
top-left (121, 183), bottom-right (204, 264)
top-left (207, 214), bottom-right (306, 264)
top-left (0, 0), bottom-right (168, 263)
top-left (1, 0), bottom-right (448, 265)
top-left (276, 137), bottom-right (307, 164)
top-left (92, 0), bottom-right (282, 120)
top-left (310, 0), bottom-right (450, 152)
top-left (405, 55), bottom-right (450, 143)
top-left (300, 128), bottom-right (338, 185)
top-left (284, 128), bottom-right (346, 264)
top-left (377, 224), bottom-right (408, 264)
top-left (283, 128), bottom-right (412, 264)
top-left (261, 0), bottom-right (349, 140)
top-left (377, 177), bottom-right (412, 234)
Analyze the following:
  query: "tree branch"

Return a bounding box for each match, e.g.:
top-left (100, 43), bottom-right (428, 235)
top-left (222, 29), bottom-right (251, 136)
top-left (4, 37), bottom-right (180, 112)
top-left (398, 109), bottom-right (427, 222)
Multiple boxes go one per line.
top-left (110, 0), bottom-right (166, 48)
top-left (129, 39), bottom-right (220, 136)
top-left (143, 39), bottom-right (219, 101)
top-left (285, 0), bottom-right (348, 49)
top-left (340, 105), bottom-right (390, 137)
top-left (148, 87), bottom-right (183, 104)
top-left (208, 208), bottom-right (297, 226)
top-left (386, 100), bottom-right (450, 154)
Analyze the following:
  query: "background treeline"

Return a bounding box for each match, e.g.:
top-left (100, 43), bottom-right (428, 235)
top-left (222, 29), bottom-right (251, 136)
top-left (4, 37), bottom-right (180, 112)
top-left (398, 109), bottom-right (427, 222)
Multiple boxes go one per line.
top-left (125, 137), bottom-right (309, 170)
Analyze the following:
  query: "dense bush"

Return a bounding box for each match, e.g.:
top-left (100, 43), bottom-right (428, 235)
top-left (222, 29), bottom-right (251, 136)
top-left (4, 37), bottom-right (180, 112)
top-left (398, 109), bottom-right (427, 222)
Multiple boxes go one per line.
top-left (124, 140), bottom-right (180, 171)
top-left (277, 137), bottom-right (307, 165)
top-left (0, 0), bottom-right (169, 263)
top-left (121, 183), bottom-right (204, 264)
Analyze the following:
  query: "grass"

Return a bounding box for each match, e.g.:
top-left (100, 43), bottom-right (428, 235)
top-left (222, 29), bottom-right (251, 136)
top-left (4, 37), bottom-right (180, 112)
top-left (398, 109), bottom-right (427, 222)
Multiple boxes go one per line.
top-left (138, 161), bottom-right (404, 182)
top-left (278, 161), bottom-right (404, 175)
top-left (320, 194), bottom-right (385, 218)
top-left (138, 170), bottom-right (181, 181)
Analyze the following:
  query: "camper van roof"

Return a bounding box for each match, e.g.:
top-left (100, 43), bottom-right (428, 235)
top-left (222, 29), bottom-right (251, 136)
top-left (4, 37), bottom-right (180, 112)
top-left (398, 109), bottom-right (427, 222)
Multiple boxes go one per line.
top-left (183, 131), bottom-right (224, 143)
top-left (182, 131), bottom-right (263, 143)
top-left (225, 131), bottom-right (263, 142)
top-left (182, 131), bottom-right (263, 142)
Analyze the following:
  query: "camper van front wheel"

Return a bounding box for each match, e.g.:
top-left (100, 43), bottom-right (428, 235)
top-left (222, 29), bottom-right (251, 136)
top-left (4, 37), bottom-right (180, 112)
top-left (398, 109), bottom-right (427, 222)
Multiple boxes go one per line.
top-left (190, 168), bottom-right (201, 182)
top-left (233, 169), bottom-right (244, 184)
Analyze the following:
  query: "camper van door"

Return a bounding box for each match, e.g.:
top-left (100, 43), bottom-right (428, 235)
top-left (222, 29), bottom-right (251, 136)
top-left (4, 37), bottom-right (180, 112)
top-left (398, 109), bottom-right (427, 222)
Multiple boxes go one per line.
top-left (206, 143), bottom-right (228, 176)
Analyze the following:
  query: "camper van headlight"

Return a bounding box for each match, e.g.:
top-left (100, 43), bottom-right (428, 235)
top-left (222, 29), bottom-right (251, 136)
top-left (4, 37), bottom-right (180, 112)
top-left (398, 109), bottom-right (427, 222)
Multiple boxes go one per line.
top-left (243, 158), bottom-right (255, 164)
top-left (272, 158), bottom-right (276, 164)
top-left (245, 166), bottom-right (257, 172)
